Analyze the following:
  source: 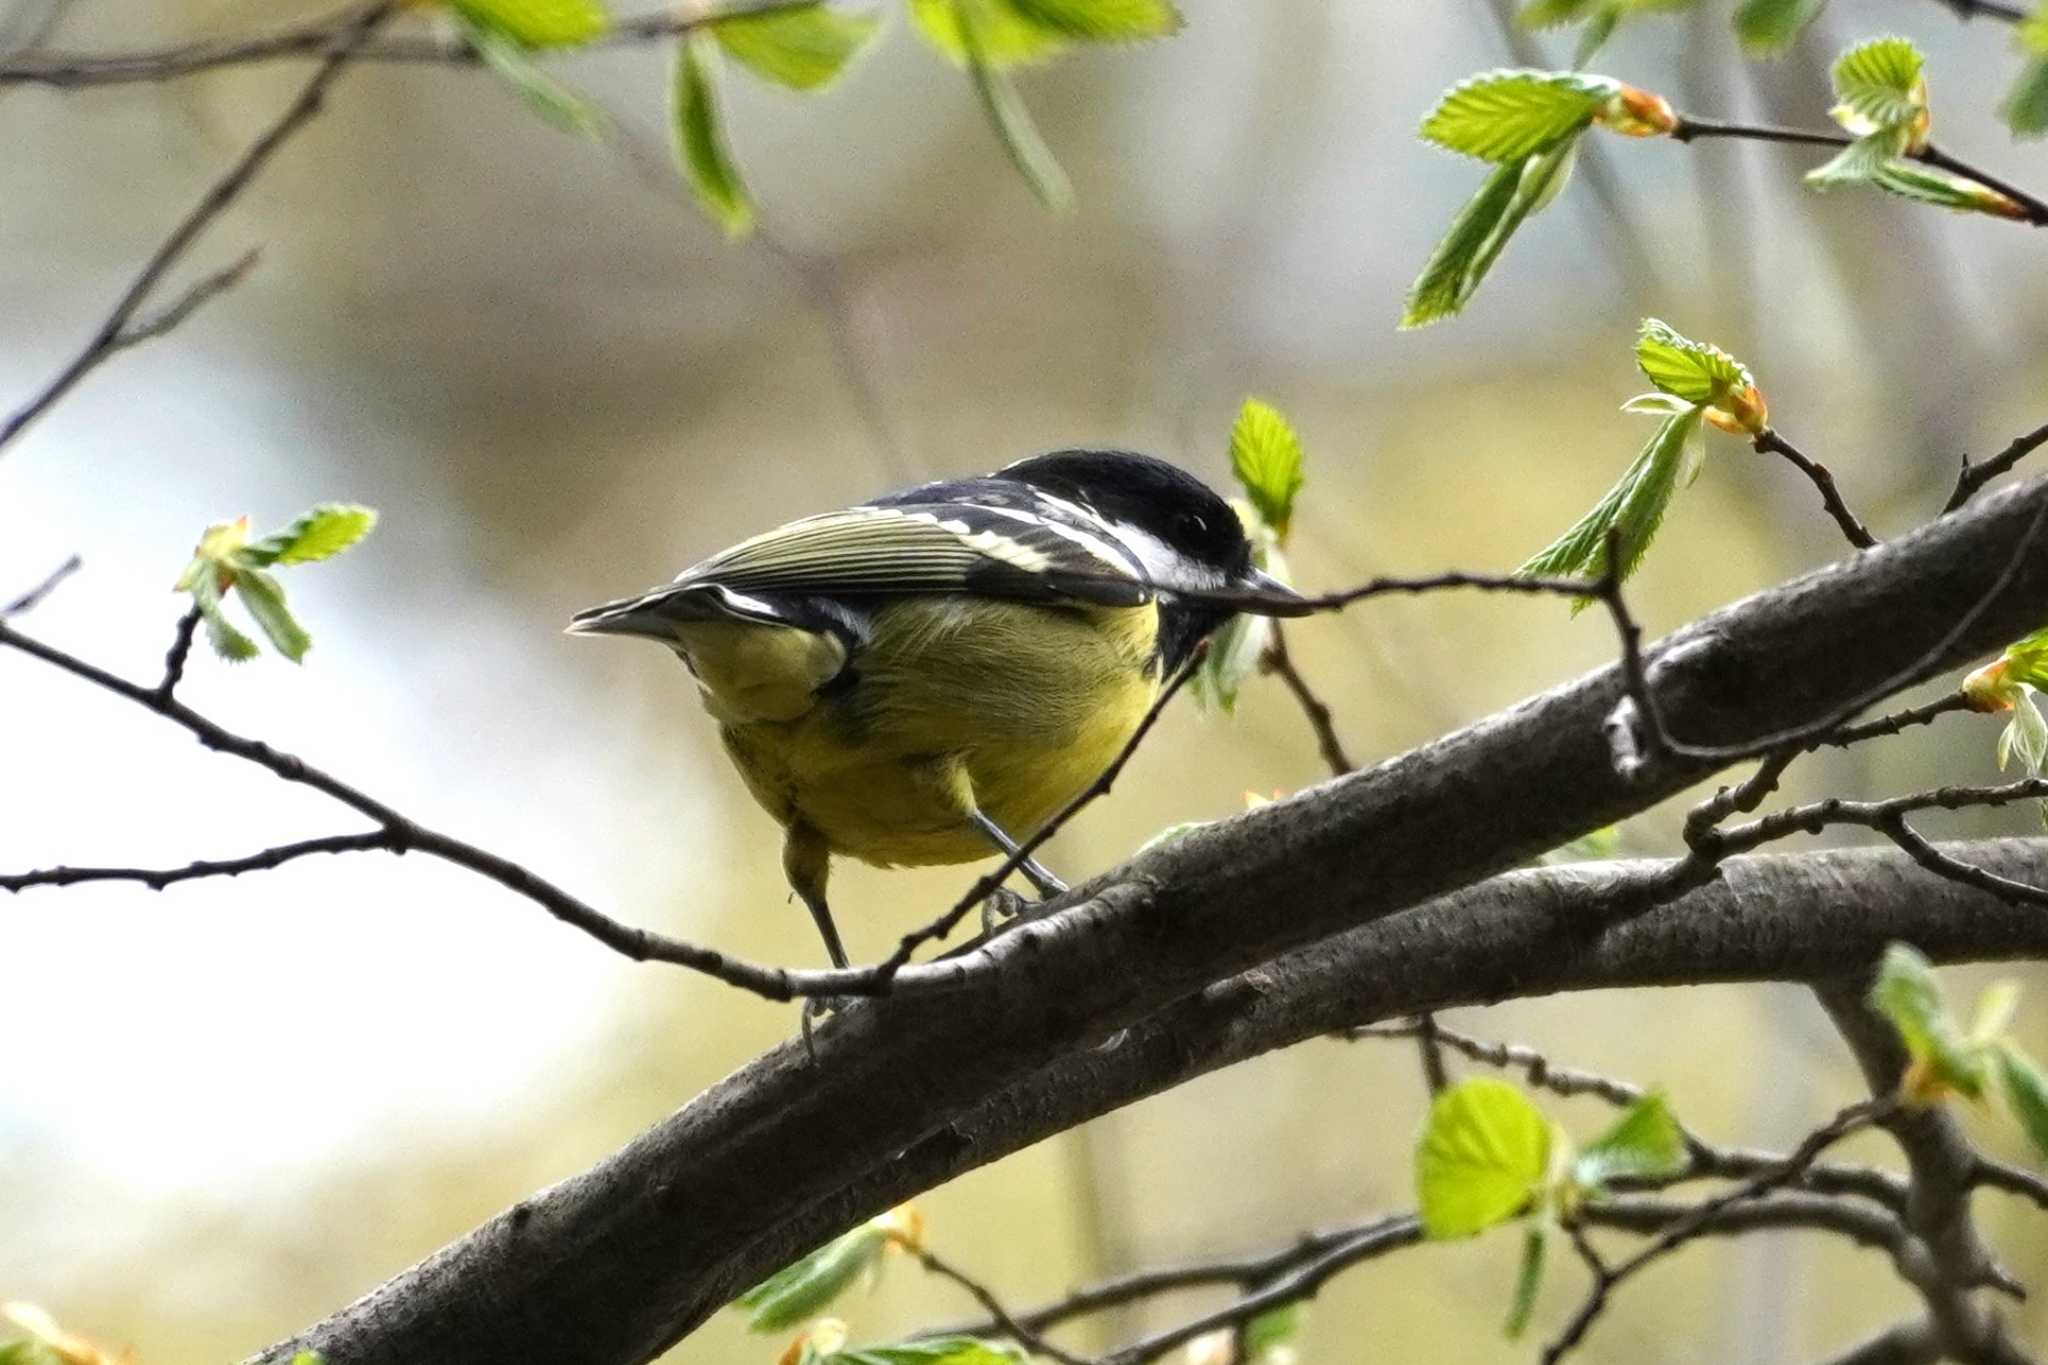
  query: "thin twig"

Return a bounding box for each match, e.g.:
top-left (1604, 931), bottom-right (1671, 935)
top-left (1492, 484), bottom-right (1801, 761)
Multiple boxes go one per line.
top-left (1929, 0), bottom-right (2029, 22)
top-left (1946, 420), bottom-right (2048, 514)
top-left (1754, 428), bottom-right (1878, 550)
top-left (2, 555), bottom-right (81, 617)
top-left (0, 0), bottom-right (817, 87)
top-left (875, 648), bottom-right (1208, 984)
top-left (1260, 624), bottom-right (1354, 775)
top-left (1671, 117), bottom-right (2048, 228)
top-left (1819, 694), bottom-right (1973, 749)
top-left (1975, 1157), bottom-right (2048, 1210)
top-left (902, 1244), bottom-right (1097, 1365)
top-left (0, 4), bottom-right (390, 457)
top-left (0, 831), bottom-right (392, 891)
top-left (156, 605), bottom-right (202, 700)
top-left (1542, 1098), bottom-right (1898, 1362)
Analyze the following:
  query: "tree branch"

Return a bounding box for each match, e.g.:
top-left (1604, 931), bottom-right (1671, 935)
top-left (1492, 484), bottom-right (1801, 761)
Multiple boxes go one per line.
top-left (1754, 427), bottom-right (1878, 549)
top-left (1947, 420), bottom-right (2048, 514)
top-left (2, 555), bottom-right (81, 617)
top-left (0, 4), bottom-right (390, 457)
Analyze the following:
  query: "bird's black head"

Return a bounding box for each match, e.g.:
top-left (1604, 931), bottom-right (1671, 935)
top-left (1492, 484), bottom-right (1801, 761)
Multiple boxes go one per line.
top-left (999, 449), bottom-right (1254, 590)
top-left (1000, 449), bottom-right (1290, 670)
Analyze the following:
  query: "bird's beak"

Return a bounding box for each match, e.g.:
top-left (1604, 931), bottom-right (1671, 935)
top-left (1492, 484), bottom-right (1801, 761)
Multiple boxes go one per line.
top-left (565, 596), bottom-right (673, 641)
top-left (1232, 566), bottom-right (1314, 618)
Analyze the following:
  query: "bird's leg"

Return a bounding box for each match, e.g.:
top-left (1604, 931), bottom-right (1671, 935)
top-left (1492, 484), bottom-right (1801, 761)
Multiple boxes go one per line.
top-left (968, 810), bottom-right (1068, 898)
top-left (783, 826), bottom-right (847, 1052)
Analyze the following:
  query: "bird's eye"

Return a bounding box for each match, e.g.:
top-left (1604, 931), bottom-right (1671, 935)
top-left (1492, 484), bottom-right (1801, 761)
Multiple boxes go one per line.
top-left (1175, 511), bottom-right (1209, 540)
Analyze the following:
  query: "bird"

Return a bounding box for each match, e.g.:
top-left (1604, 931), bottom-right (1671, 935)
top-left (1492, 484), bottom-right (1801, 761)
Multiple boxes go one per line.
top-left (568, 448), bottom-right (1297, 971)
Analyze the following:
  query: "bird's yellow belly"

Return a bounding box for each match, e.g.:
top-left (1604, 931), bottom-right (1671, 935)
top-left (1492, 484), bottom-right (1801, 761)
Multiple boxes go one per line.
top-left (710, 599), bottom-right (1161, 868)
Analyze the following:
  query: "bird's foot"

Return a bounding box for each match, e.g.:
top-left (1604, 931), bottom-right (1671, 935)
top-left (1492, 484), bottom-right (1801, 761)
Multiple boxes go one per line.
top-left (980, 885), bottom-right (1034, 936)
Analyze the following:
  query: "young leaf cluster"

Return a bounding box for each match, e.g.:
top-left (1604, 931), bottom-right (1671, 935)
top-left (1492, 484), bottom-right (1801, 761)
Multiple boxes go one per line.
top-left (1519, 321), bottom-right (1759, 597)
top-left (172, 504), bottom-right (377, 663)
top-left (1415, 1078), bottom-right (1686, 1338)
top-left (1870, 944), bottom-right (2048, 1160)
top-left (444, 0), bottom-right (613, 138)
top-left (1964, 628), bottom-right (2048, 821)
top-left (1192, 398), bottom-right (1304, 711)
top-left (1514, 0), bottom-right (1830, 64)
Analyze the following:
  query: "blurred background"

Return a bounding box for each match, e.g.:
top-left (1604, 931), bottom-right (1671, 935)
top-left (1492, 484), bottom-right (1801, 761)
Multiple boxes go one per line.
top-left (4, 0), bottom-right (2048, 1359)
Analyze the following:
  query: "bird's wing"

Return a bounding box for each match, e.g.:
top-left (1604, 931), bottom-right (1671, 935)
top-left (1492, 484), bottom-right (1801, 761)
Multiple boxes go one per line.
top-left (671, 486), bottom-right (1153, 608)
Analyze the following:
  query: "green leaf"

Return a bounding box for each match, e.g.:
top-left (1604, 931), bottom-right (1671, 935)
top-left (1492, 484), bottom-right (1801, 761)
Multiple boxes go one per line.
top-left (907, 0), bottom-right (1066, 65)
top-left (1869, 160), bottom-right (2022, 218)
top-left (1516, 0), bottom-right (1604, 25)
top-left (1732, 0), bottom-right (1823, 54)
top-left (190, 569), bottom-right (260, 663)
top-left (1829, 36), bottom-right (1926, 132)
top-left (1871, 943), bottom-right (1987, 1101)
top-left (290, 1355), bottom-right (326, 1365)
top-left (1229, 398), bottom-right (1307, 540)
top-left (244, 504), bottom-right (378, 567)
top-left (1402, 136), bottom-right (1578, 328)
top-left (233, 567), bottom-right (313, 663)
top-left (1997, 691), bottom-right (2048, 774)
top-left (735, 1221), bottom-right (891, 1331)
top-left (1419, 69), bottom-right (1617, 164)
top-left (1540, 825), bottom-right (1620, 864)
top-left (2001, 57), bottom-right (2048, 138)
top-left (2002, 625), bottom-right (2048, 689)
top-left (1994, 1043), bottom-right (2048, 1160)
top-left (958, 0), bottom-right (1073, 211)
top-left (1635, 319), bottom-right (1752, 405)
top-left (1416, 1078), bottom-right (1553, 1239)
top-left (714, 5), bottom-right (880, 91)
top-left (1241, 1304), bottom-right (1303, 1361)
top-left (829, 1340), bottom-right (1025, 1365)
top-left (1971, 980), bottom-right (2022, 1044)
top-left (1008, 0), bottom-right (1181, 41)
top-left (1503, 1222), bottom-right (1547, 1339)
top-left (461, 16), bottom-right (610, 137)
top-left (0, 1344), bottom-right (62, 1365)
top-left (450, 0), bottom-right (607, 47)
top-left (1572, 1092), bottom-right (1687, 1190)
top-left (1571, 8), bottom-right (1622, 66)
top-left (1191, 523), bottom-right (1283, 712)
top-left (673, 35), bottom-right (755, 237)
top-left (1518, 405), bottom-right (1704, 603)
top-left (1802, 131), bottom-right (1905, 190)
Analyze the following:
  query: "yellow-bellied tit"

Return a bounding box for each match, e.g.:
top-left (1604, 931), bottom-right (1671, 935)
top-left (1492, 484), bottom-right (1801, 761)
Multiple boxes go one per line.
top-left (568, 449), bottom-right (1297, 970)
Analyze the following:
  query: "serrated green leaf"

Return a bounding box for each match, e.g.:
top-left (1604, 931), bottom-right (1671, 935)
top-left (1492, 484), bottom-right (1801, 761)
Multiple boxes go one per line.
top-left (1416, 1078), bottom-right (1552, 1239)
top-left (829, 1340), bottom-right (1025, 1365)
top-left (1518, 405), bottom-right (1704, 606)
top-left (1230, 398), bottom-right (1306, 539)
top-left (244, 504), bottom-right (378, 567)
top-left (1635, 319), bottom-right (1752, 405)
top-left (1503, 1222), bottom-right (1547, 1339)
top-left (1994, 1043), bottom-right (2048, 1160)
top-left (190, 570), bottom-right (260, 662)
top-left (1009, 0), bottom-right (1180, 41)
top-left (234, 567), bottom-right (312, 663)
top-left (958, 0), bottom-right (1072, 211)
top-left (714, 5), bottom-right (880, 91)
top-left (735, 1222), bottom-right (891, 1331)
top-left (1420, 69), bottom-right (1617, 164)
top-left (1830, 36), bottom-right (1926, 132)
top-left (2003, 625), bottom-right (2048, 688)
top-left (462, 16), bottom-right (610, 136)
top-left (1871, 943), bottom-right (1988, 1101)
top-left (1402, 136), bottom-right (1578, 328)
top-left (1573, 1092), bottom-right (1687, 1189)
top-left (1803, 131), bottom-right (1904, 190)
top-left (1620, 392), bottom-right (1695, 416)
top-left (673, 35), bottom-right (755, 237)
top-left (450, 0), bottom-right (607, 47)
top-left (2001, 56), bottom-right (2048, 137)
top-left (1733, 0), bottom-right (1822, 54)
top-left (907, 0), bottom-right (1066, 65)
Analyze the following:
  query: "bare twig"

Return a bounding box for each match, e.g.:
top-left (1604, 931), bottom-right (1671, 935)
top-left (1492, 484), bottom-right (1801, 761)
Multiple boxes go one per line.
top-left (156, 604), bottom-right (202, 700)
top-left (1754, 428), bottom-right (1878, 550)
top-left (1671, 117), bottom-right (2048, 227)
top-left (901, 1244), bottom-right (1097, 1365)
top-left (1259, 623), bottom-right (1353, 775)
top-left (1975, 1157), bottom-right (2048, 1210)
top-left (1820, 694), bottom-right (1973, 749)
top-left (0, 831), bottom-right (392, 891)
top-left (2, 555), bottom-right (81, 617)
top-left (1947, 420), bottom-right (2048, 514)
top-left (1543, 1098), bottom-right (1897, 1362)
top-left (0, 5), bottom-right (389, 457)
top-left (0, 0), bottom-right (817, 87)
